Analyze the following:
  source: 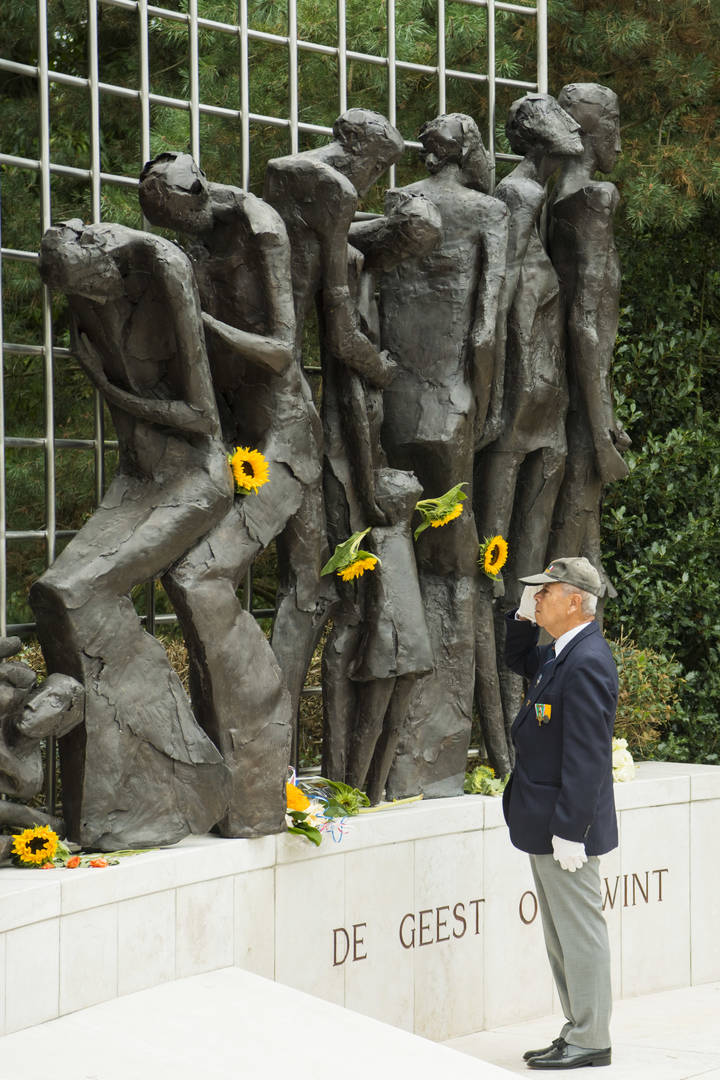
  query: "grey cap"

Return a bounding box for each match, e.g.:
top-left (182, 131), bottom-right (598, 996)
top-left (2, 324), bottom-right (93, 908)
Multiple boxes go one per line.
top-left (518, 556), bottom-right (604, 598)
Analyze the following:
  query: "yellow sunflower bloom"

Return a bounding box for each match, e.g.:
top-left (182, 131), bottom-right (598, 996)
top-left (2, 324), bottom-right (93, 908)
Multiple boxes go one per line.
top-left (286, 782), bottom-right (311, 812)
top-left (338, 556), bottom-right (378, 582)
top-left (430, 503), bottom-right (463, 528)
top-left (483, 534), bottom-right (509, 576)
top-left (12, 825), bottom-right (59, 867)
top-left (229, 446), bottom-right (270, 494)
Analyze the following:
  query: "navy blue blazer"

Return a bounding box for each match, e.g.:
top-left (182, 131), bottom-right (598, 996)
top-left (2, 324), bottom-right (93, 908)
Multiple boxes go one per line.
top-left (502, 613), bottom-right (618, 856)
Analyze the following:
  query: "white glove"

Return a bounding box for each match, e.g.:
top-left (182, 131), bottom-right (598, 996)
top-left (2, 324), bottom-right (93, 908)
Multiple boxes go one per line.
top-left (552, 834), bottom-right (588, 872)
top-left (517, 585), bottom-right (541, 622)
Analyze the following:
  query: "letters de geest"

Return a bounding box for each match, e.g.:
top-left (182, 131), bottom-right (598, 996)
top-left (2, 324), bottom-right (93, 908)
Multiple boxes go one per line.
top-left (332, 898), bottom-right (484, 966)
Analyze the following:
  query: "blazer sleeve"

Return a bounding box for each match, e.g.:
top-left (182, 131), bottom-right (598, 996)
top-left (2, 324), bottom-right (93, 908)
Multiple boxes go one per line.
top-left (504, 610), bottom-right (542, 679)
top-left (549, 652), bottom-right (617, 843)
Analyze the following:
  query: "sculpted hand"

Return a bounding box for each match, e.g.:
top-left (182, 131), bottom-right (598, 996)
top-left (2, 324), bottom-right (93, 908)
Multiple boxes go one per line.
top-left (377, 350), bottom-right (398, 387)
top-left (517, 585), bottom-right (541, 622)
top-left (552, 835), bottom-right (587, 872)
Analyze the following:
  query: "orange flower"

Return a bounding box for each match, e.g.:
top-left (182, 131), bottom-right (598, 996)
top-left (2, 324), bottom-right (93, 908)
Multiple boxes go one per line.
top-left (41, 862), bottom-right (54, 869)
top-left (286, 782), bottom-right (310, 812)
top-left (89, 857), bottom-right (109, 868)
top-left (66, 855), bottom-right (81, 869)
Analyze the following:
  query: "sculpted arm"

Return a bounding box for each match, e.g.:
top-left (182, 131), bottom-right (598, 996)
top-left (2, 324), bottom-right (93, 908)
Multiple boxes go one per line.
top-left (566, 185), bottom-right (629, 482)
top-left (201, 197), bottom-right (295, 375)
top-left (266, 157), bottom-right (395, 387)
top-left (477, 182), bottom-right (538, 447)
top-left (74, 240), bottom-right (219, 437)
top-left (472, 200), bottom-right (508, 441)
top-left (74, 328), bottom-right (216, 435)
top-left (496, 180), bottom-right (545, 322)
top-left (348, 189), bottom-right (442, 271)
top-left (201, 317), bottom-right (293, 375)
top-left (321, 197), bottom-right (397, 387)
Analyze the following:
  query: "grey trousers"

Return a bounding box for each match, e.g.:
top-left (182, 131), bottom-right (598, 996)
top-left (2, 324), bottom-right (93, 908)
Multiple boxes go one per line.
top-left (530, 853), bottom-right (612, 1049)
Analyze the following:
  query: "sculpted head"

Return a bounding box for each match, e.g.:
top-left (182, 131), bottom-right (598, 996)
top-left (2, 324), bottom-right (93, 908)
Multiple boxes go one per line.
top-left (139, 152), bottom-right (213, 232)
top-left (332, 109), bottom-right (404, 195)
top-left (39, 220), bottom-right (124, 300)
top-left (419, 113), bottom-right (491, 191)
top-left (505, 93), bottom-right (583, 159)
top-left (557, 83), bottom-right (621, 173)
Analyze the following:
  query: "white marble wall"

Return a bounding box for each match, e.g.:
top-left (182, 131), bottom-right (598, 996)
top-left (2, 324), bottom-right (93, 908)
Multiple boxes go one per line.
top-left (0, 762), bottom-right (718, 1040)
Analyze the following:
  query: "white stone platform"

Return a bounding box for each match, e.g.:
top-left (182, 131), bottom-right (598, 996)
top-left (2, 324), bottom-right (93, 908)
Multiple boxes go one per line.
top-left (448, 980), bottom-right (720, 1078)
top-left (0, 968), bottom-right (717, 1080)
top-left (0, 761), bottom-right (718, 1043)
top-left (0, 967), bottom-right (516, 1080)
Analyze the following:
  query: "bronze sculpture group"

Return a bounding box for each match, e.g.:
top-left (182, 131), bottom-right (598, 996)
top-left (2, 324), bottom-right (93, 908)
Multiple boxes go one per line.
top-left (11, 85), bottom-right (627, 852)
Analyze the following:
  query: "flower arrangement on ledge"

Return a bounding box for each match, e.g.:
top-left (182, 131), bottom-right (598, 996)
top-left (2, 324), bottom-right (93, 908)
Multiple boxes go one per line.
top-left (285, 773), bottom-right (426, 845)
top-left (612, 737), bottom-right (636, 782)
top-left (464, 764), bottom-right (509, 797)
top-left (10, 825), bottom-right (147, 870)
top-left (413, 482), bottom-right (467, 540)
top-left (285, 772), bottom-right (371, 845)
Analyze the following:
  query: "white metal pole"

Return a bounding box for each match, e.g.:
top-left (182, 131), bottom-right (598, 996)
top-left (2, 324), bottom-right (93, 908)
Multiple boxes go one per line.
top-left (288, 0), bottom-right (299, 154)
top-left (387, 0), bottom-right (396, 187)
top-left (337, 0), bottom-right (347, 113)
top-left (240, 0), bottom-right (250, 188)
top-left (437, 0), bottom-right (446, 114)
top-left (487, 0), bottom-right (496, 191)
top-left (88, 0), bottom-right (105, 505)
top-left (189, 0), bottom-right (201, 161)
top-left (536, 0), bottom-right (548, 93)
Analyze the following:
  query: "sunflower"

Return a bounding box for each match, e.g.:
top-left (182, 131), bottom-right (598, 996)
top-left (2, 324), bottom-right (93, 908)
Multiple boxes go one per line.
top-left (338, 556), bottom-right (378, 581)
top-left (321, 528), bottom-right (380, 582)
top-left (430, 503), bottom-right (464, 529)
top-left (481, 534), bottom-right (509, 577)
top-left (414, 482), bottom-right (467, 540)
top-left (12, 825), bottom-right (59, 867)
top-left (228, 446), bottom-right (270, 494)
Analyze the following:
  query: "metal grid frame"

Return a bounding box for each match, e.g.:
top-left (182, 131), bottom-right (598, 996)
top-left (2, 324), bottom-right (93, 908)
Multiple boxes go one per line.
top-left (0, 0), bottom-right (547, 637)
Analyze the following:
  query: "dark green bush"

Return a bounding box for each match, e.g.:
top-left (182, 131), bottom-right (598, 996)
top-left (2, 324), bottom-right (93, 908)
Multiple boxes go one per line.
top-left (609, 633), bottom-right (683, 758)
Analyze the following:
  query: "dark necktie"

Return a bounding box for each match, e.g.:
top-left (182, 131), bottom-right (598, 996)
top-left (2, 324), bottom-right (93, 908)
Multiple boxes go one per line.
top-left (533, 645), bottom-right (556, 689)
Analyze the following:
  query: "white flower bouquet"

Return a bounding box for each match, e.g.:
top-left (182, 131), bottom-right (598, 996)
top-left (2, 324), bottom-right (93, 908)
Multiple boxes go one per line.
top-left (612, 736), bottom-right (636, 782)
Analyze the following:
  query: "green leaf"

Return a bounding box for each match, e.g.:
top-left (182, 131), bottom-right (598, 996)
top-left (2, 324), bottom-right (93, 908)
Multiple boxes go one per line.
top-left (287, 823), bottom-right (323, 846)
top-left (414, 482), bottom-right (468, 539)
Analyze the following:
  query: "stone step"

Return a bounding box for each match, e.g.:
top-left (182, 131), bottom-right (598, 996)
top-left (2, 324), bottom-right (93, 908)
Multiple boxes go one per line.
top-left (0, 966), bottom-right (515, 1080)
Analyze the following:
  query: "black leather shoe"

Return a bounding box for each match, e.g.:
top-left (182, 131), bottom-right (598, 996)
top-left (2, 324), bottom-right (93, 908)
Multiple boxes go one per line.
top-left (523, 1038), bottom-right (564, 1061)
top-left (527, 1042), bottom-right (611, 1069)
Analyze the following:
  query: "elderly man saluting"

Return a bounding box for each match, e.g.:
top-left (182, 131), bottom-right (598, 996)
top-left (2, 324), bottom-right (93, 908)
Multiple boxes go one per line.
top-left (503, 556), bottom-right (618, 1070)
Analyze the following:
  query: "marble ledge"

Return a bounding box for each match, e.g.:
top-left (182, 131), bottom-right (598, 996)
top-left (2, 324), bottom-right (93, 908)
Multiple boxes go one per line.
top-left (0, 833), bottom-right (276, 925)
top-left (0, 875), bottom-right (62, 933)
top-left (613, 762), bottom-right (691, 811)
top-left (0, 764), bottom-right (718, 922)
top-left (275, 794), bottom-right (487, 865)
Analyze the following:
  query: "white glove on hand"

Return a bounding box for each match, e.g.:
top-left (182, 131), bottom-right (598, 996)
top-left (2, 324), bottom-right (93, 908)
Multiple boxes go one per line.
top-left (517, 585), bottom-right (541, 622)
top-left (552, 834), bottom-right (588, 872)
